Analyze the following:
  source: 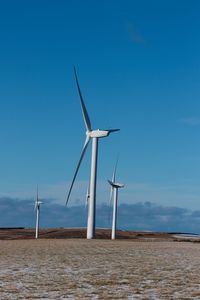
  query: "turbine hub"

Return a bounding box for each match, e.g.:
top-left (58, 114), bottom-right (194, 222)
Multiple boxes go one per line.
top-left (88, 130), bottom-right (110, 138)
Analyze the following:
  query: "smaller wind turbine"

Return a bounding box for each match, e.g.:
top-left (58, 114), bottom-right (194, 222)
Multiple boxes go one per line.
top-left (108, 160), bottom-right (124, 240)
top-left (34, 186), bottom-right (43, 239)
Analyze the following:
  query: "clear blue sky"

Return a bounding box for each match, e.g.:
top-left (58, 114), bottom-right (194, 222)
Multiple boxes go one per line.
top-left (1, 0), bottom-right (200, 210)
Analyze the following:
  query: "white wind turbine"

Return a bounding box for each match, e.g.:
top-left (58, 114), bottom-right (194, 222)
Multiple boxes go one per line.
top-left (66, 67), bottom-right (119, 239)
top-left (34, 187), bottom-right (43, 239)
top-left (108, 160), bottom-right (124, 240)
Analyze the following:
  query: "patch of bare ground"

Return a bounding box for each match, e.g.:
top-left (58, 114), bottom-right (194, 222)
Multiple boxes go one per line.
top-left (0, 228), bottom-right (176, 240)
top-left (1, 240), bottom-right (200, 299)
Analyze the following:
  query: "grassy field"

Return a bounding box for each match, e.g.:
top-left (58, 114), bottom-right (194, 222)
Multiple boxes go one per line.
top-left (1, 239), bottom-right (200, 299)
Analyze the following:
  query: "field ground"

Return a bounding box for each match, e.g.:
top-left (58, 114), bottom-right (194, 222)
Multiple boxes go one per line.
top-left (0, 228), bottom-right (176, 241)
top-left (1, 237), bottom-right (200, 299)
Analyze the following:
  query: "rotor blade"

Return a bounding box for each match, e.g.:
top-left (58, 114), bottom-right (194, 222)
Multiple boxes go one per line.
top-left (74, 67), bottom-right (92, 132)
top-left (37, 185), bottom-right (39, 203)
top-left (66, 136), bottom-right (90, 205)
top-left (107, 180), bottom-right (114, 206)
top-left (108, 185), bottom-right (113, 226)
top-left (108, 179), bottom-right (114, 186)
top-left (34, 185), bottom-right (39, 211)
top-left (112, 157), bottom-right (119, 183)
top-left (104, 129), bottom-right (120, 133)
top-left (109, 185), bottom-right (113, 206)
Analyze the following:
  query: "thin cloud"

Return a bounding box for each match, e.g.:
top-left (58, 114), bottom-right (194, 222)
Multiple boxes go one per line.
top-left (126, 22), bottom-right (146, 44)
top-left (179, 117), bottom-right (200, 126)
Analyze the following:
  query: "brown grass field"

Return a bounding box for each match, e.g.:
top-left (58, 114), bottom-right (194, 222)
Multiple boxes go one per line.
top-left (0, 228), bottom-right (176, 241)
top-left (1, 229), bottom-right (200, 299)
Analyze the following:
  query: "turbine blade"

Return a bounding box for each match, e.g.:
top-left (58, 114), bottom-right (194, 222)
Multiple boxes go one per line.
top-left (74, 67), bottom-right (92, 132)
top-left (112, 157), bottom-right (119, 183)
top-left (66, 136), bottom-right (90, 205)
top-left (37, 185), bottom-right (39, 203)
top-left (104, 129), bottom-right (120, 133)
top-left (107, 185), bottom-right (113, 226)
top-left (109, 185), bottom-right (113, 206)
top-left (108, 179), bottom-right (114, 186)
top-left (34, 185), bottom-right (39, 211)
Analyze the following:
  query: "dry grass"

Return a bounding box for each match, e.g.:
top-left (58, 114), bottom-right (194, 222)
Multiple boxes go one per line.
top-left (0, 228), bottom-right (175, 240)
top-left (1, 239), bottom-right (200, 299)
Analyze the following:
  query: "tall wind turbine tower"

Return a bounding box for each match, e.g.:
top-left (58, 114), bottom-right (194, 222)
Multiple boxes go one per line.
top-left (108, 161), bottom-right (124, 240)
top-left (34, 187), bottom-right (43, 239)
top-left (66, 67), bottom-right (119, 239)
top-left (85, 183), bottom-right (90, 208)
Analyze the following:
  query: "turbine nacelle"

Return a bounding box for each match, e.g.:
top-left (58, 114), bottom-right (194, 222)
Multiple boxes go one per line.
top-left (34, 201), bottom-right (43, 211)
top-left (87, 129), bottom-right (119, 138)
top-left (108, 180), bottom-right (124, 189)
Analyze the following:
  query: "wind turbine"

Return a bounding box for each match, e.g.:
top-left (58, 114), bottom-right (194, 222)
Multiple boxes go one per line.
top-left (108, 160), bottom-right (124, 240)
top-left (66, 67), bottom-right (119, 239)
top-left (34, 187), bottom-right (43, 239)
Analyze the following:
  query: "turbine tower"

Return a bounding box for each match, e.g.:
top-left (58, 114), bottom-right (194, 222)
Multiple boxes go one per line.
top-left (34, 187), bottom-right (43, 239)
top-left (108, 160), bottom-right (124, 240)
top-left (66, 67), bottom-right (119, 239)
top-left (85, 183), bottom-right (90, 208)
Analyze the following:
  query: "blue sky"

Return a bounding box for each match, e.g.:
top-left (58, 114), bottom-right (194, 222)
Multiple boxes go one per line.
top-left (1, 0), bottom-right (200, 211)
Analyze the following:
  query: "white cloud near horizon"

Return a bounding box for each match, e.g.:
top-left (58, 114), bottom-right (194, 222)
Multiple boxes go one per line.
top-left (1, 197), bottom-right (200, 233)
top-left (1, 180), bottom-right (200, 211)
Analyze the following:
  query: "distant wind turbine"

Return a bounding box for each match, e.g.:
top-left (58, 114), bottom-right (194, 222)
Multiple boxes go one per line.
top-left (34, 187), bottom-right (43, 239)
top-left (66, 67), bottom-right (119, 239)
top-left (108, 160), bottom-right (124, 240)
